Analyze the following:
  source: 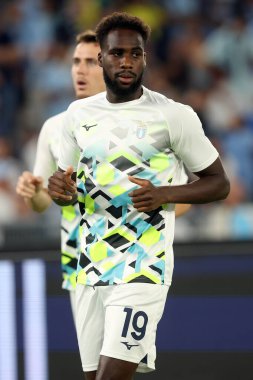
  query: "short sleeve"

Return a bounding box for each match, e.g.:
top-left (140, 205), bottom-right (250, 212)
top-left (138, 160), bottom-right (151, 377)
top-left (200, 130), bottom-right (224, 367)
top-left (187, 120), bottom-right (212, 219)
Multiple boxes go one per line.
top-left (169, 105), bottom-right (218, 173)
top-left (58, 107), bottom-right (80, 171)
top-left (33, 122), bottom-right (56, 186)
top-left (177, 166), bottom-right (188, 185)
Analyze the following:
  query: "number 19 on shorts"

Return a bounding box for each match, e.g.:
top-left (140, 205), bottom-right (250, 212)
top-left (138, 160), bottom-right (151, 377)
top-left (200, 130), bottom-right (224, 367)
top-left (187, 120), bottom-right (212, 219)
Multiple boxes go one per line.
top-left (121, 307), bottom-right (148, 341)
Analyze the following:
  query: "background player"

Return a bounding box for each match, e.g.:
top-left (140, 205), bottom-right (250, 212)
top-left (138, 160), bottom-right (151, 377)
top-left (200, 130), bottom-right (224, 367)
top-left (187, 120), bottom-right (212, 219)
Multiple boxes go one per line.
top-left (48, 12), bottom-right (229, 380)
top-left (16, 30), bottom-right (106, 318)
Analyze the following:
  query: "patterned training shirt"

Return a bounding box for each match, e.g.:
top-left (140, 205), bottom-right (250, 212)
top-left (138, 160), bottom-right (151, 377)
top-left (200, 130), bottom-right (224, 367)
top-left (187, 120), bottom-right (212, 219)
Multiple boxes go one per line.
top-left (58, 87), bottom-right (218, 286)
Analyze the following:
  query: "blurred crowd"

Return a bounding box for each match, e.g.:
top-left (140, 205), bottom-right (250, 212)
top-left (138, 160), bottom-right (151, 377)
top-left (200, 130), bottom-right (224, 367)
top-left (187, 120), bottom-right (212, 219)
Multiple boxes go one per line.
top-left (1, 0), bottom-right (253, 241)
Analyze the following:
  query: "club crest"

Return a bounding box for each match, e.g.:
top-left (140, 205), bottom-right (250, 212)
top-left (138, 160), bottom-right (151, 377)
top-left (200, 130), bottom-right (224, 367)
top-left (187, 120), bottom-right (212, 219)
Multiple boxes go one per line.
top-left (136, 121), bottom-right (147, 139)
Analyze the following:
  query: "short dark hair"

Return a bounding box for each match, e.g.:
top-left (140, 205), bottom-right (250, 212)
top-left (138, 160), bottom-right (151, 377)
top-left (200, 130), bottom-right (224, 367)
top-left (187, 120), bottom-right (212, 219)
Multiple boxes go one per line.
top-left (76, 30), bottom-right (98, 45)
top-left (95, 12), bottom-right (151, 47)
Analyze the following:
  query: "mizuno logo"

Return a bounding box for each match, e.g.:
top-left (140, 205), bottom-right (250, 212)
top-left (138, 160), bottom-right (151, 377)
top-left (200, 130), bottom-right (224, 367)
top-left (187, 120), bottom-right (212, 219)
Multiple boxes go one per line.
top-left (121, 341), bottom-right (139, 350)
top-left (81, 124), bottom-right (97, 131)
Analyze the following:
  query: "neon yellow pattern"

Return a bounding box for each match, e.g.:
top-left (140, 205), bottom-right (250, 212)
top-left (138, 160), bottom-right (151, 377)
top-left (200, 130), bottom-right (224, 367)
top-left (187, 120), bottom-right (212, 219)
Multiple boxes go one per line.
top-left (102, 261), bottom-right (114, 270)
top-left (108, 184), bottom-right (126, 196)
top-left (96, 163), bottom-right (114, 185)
top-left (150, 152), bottom-right (170, 172)
top-left (69, 272), bottom-right (77, 289)
top-left (62, 205), bottom-right (76, 222)
top-left (62, 256), bottom-right (71, 265)
top-left (77, 270), bottom-right (87, 285)
top-left (90, 241), bottom-right (108, 262)
top-left (139, 227), bottom-right (161, 246)
top-left (85, 194), bottom-right (95, 214)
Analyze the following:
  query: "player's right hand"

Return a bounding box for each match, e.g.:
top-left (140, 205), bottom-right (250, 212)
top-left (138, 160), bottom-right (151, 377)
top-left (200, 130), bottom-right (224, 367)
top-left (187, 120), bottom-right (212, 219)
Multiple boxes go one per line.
top-left (16, 171), bottom-right (44, 198)
top-left (48, 166), bottom-right (77, 200)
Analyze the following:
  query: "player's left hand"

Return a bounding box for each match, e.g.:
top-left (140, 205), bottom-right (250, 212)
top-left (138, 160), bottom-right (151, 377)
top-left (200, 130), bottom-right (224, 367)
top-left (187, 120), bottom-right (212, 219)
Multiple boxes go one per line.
top-left (128, 176), bottom-right (166, 212)
top-left (48, 166), bottom-right (76, 201)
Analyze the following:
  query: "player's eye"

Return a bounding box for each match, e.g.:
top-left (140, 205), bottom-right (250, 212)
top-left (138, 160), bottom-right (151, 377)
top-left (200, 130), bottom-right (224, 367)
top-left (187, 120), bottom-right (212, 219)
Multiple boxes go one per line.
top-left (132, 51), bottom-right (142, 58)
top-left (87, 59), bottom-right (97, 66)
top-left (111, 49), bottom-right (123, 57)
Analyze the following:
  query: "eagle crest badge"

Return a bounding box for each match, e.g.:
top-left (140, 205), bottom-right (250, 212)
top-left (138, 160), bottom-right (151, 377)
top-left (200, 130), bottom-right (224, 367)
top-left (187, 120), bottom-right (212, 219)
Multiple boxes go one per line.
top-left (136, 121), bottom-right (147, 139)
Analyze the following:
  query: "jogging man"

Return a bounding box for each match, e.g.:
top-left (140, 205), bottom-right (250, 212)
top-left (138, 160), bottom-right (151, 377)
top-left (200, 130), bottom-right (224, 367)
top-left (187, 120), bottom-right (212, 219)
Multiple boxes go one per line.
top-left (16, 30), bottom-right (105, 318)
top-left (48, 13), bottom-right (230, 380)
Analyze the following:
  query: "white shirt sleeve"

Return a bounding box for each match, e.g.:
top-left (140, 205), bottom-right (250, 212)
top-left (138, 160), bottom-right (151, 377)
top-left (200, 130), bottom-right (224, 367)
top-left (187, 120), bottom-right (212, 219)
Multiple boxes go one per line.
top-left (33, 121), bottom-right (57, 187)
top-left (178, 166), bottom-right (188, 185)
top-left (58, 106), bottom-right (80, 172)
top-left (168, 104), bottom-right (219, 173)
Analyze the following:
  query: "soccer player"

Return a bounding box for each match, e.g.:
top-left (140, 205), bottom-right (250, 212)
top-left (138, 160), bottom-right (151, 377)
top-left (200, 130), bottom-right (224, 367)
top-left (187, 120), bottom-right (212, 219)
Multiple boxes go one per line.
top-left (16, 28), bottom-right (189, 319)
top-left (16, 30), bottom-right (106, 318)
top-left (48, 12), bottom-right (230, 380)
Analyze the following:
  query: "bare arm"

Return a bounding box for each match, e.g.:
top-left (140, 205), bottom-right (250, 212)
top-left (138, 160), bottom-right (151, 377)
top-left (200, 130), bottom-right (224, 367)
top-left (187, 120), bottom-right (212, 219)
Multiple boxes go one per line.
top-left (16, 171), bottom-right (52, 212)
top-left (129, 157), bottom-right (230, 212)
top-left (174, 170), bottom-right (196, 217)
top-left (48, 166), bottom-right (77, 206)
top-left (175, 204), bottom-right (191, 218)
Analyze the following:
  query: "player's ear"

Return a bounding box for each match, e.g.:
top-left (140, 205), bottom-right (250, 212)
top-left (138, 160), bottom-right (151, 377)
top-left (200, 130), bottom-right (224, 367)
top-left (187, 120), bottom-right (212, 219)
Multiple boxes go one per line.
top-left (98, 52), bottom-right (102, 67)
top-left (143, 52), bottom-right (147, 68)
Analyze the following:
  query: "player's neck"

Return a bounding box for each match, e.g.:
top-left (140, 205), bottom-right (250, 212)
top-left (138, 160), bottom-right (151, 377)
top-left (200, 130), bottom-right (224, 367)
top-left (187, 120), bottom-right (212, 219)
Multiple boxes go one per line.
top-left (106, 87), bottom-right (143, 104)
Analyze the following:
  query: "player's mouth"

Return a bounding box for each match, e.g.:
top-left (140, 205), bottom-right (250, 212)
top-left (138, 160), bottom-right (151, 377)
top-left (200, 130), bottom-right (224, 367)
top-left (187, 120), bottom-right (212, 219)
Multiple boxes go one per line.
top-left (77, 80), bottom-right (87, 89)
top-left (117, 72), bottom-right (135, 85)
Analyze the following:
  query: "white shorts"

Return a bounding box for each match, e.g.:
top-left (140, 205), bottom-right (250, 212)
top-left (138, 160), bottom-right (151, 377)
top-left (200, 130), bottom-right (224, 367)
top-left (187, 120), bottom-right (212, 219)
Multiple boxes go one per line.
top-left (75, 283), bottom-right (169, 373)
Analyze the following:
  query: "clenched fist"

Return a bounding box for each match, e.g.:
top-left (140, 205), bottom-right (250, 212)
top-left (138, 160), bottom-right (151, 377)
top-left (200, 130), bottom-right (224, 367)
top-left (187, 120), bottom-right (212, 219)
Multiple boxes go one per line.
top-left (48, 166), bottom-right (77, 201)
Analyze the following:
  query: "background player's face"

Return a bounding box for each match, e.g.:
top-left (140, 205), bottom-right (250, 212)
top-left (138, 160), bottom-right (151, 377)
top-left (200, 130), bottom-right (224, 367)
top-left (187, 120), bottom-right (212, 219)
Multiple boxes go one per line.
top-left (71, 42), bottom-right (105, 99)
top-left (98, 29), bottom-right (146, 101)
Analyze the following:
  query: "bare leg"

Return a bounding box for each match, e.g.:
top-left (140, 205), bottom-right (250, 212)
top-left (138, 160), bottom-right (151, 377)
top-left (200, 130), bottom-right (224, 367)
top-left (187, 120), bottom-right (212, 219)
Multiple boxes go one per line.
top-left (85, 371), bottom-right (96, 380)
top-left (95, 355), bottom-right (137, 380)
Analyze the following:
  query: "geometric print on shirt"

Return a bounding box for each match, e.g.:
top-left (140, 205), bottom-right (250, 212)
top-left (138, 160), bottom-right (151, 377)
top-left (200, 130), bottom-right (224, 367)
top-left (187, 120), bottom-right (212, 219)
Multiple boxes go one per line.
top-left (76, 119), bottom-right (175, 286)
top-left (61, 201), bottom-right (81, 290)
top-left (59, 88), bottom-right (218, 288)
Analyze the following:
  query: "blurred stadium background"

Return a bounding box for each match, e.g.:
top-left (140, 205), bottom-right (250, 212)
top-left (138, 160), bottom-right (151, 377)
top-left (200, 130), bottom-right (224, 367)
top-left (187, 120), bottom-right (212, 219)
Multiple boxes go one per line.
top-left (0, 0), bottom-right (253, 379)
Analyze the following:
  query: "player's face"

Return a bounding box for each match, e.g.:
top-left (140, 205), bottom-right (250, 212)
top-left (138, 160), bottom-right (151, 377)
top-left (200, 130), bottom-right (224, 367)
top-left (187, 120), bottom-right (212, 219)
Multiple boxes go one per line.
top-left (98, 29), bottom-right (146, 102)
top-left (71, 42), bottom-right (105, 99)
